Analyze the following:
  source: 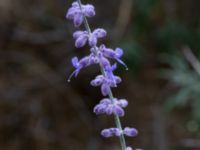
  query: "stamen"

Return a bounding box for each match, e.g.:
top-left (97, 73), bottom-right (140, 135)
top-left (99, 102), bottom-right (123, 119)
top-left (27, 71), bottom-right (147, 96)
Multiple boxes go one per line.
top-left (67, 70), bottom-right (78, 82)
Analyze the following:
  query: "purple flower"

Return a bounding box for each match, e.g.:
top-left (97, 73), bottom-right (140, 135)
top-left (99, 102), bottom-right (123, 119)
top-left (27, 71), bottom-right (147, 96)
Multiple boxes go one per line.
top-left (126, 147), bottom-right (133, 150)
top-left (101, 127), bottom-right (138, 138)
top-left (99, 44), bottom-right (128, 70)
top-left (99, 55), bottom-right (110, 69)
top-left (93, 98), bottom-right (128, 116)
top-left (101, 83), bottom-right (110, 96)
top-left (104, 63), bottom-right (122, 86)
top-left (66, 2), bottom-right (95, 27)
top-left (73, 31), bottom-right (88, 48)
top-left (123, 127), bottom-right (138, 137)
top-left (101, 128), bottom-right (122, 137)
top-left (73, 28), bottom-right (107, 48)
top-left (126, 147), bottom-right (143, 150)
top-left (90, 75), bottom-right (104, 86)
top-left (90, 61), bottom-right (121, 96)
top-left (91, 73), bottom-right (121, 96)
top-left (89, 28), bottom-right (107, 46)
top-left (68, 54), bottom-right (99, 81)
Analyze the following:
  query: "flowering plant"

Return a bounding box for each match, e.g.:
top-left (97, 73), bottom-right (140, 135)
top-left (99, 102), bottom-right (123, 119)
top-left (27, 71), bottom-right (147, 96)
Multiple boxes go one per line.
top-left (66, 1), bottom-right (140, 150)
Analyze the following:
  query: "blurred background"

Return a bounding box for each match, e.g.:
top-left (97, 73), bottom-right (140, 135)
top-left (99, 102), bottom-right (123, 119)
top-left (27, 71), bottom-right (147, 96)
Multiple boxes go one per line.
top-left (0, 0), bottom-right (200, 149)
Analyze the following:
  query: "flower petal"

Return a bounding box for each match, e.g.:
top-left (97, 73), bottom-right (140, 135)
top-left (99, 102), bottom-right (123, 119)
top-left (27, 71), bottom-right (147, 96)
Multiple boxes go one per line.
top-left (115, 48), bottom-right (124, 58)
top-left (89, 34), bottom-right (97, 47)
top-left (124, 127), bottom-right (138, 137)
top-left (101, 83), bottom-right (110, 96)
top-left (83, 4), bottom-right (95, 17)
top-left (113, 105), bottom-right (125, 117)
top-left (73, 31), bottom-right (85, 39)
top-left (75, 34), bottom-right (88, 48)
top-left (118, 99), bottom-right (128, 108)
top-left (71, 57), bottom-right (79, 68)
top-left (73, 13), bottom-right (83, 27)
top-left (101, 129), bottom-right (112, 137)
top-left (93, 28), bottom-right (107, 38)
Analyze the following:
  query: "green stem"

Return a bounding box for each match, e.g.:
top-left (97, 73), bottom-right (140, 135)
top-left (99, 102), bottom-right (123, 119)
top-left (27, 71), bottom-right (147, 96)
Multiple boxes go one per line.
top-left (77, 0), bottom-right (127, 149)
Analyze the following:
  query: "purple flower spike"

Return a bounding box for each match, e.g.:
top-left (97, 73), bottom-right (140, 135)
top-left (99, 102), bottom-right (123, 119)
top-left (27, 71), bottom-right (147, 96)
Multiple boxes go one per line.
top-left (124, 127), bottom-right (138, 137)
top-left (67, 0), bottom-right (139, 148)
top-left (66, 2), bottom-right (95, 27)
top-left (101, 128), bottom-right (122, 137)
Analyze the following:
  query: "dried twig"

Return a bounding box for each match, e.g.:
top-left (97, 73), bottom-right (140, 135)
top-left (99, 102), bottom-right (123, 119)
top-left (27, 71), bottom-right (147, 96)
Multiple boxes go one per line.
top-left (112, 0), bottom-right (133, 41)
top-left (182, 46), bottom-right (200, 76)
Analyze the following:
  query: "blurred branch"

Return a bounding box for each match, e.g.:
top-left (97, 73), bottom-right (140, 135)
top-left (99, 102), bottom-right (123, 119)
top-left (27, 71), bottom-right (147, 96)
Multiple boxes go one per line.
top-left (152, 106), bottom-right (169, 150)
top-left (179, 139), bottom-right (200, 148)
top-left (163, 0), bottom-right (177, 19)
top-left (12, 28), bottom-right (68, 45)
top-left (182, 46), bottom-right (200, 76)
top-left (112, 0), bottom-right (133, 41)
top-left (0, 0), bottom-right (12, 17)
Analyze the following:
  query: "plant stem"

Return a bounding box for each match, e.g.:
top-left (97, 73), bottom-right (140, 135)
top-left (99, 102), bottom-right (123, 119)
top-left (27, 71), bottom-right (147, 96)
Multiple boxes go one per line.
top-left (77, 0), bottom-right (127, 149)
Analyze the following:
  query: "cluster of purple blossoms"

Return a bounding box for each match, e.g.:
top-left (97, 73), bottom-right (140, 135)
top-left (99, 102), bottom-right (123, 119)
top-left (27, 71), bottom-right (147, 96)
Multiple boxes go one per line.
top-left (66, 1), bottom-right (140, 150)
top-left (93, 98), bottom-right (127, 116)
top-left (101, 127), bottom-right (138, 138)
top-left (73, 29), bottom-right (107, 48)
top-left (66, 1), bottom-right (95, 27)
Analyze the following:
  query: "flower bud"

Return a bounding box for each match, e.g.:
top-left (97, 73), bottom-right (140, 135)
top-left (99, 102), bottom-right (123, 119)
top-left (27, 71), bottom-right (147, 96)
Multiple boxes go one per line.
top-left (75, 34), bottom-right (88, 48)
top-left (93, 28), bottom-right (107, 38)
top-left (124, 127), bottom-right (138, 137)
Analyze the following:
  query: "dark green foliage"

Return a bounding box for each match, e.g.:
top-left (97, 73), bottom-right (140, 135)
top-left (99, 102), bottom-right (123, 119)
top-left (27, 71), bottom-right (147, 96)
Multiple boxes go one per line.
top-left (121, 40), bottom-right (144, 73)
top-left (121, 0), bottom-right (200, 130)
top-left (161, 53), bottom-right (200, 130)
